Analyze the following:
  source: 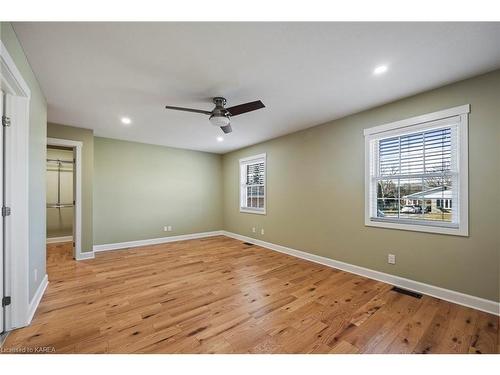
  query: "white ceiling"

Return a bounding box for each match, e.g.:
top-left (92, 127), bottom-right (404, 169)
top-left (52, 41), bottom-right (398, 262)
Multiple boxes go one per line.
top-left (13, 22), bottom-right (500, 154)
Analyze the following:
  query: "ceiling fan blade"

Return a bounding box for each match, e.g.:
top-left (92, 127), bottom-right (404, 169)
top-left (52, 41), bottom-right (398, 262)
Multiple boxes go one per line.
top-left (226, 100), bottom-right (265, 116)
top-left (220, 124), bottom-right (232, 134)
top-left (165, 105), bottom-right (212, 115)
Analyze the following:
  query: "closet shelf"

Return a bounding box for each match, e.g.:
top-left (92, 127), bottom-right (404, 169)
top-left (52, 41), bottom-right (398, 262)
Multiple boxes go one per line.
top-left (47, 204), bottom-right (74, 208)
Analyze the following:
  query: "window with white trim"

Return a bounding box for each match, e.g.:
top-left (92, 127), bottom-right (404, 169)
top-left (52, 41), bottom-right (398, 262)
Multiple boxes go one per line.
top-left (240, 153), bottom-right (266, 214)
top-left (364, 105), bottom-right (469, 236)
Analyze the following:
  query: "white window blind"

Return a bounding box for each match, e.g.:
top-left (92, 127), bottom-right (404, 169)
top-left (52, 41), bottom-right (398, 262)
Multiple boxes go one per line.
top-left (239, 154), bottom-right (266, 214)
top-left (364, 105), bottom-right (469, 236)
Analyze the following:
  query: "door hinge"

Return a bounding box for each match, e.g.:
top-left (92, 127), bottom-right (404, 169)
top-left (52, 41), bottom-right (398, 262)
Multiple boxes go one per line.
top-left (2, 296), bottom-right (11, 307)
top-left (2, 115), bottom-right (11, 127)
top-left (72, 241), bottom-right (75, 247)
top-left (1, 206), bottom-right (11, 217)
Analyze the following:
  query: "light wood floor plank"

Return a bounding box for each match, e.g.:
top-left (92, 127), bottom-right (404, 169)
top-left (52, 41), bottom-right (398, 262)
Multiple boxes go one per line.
top-left (2, 237), bottom-right (498, 354)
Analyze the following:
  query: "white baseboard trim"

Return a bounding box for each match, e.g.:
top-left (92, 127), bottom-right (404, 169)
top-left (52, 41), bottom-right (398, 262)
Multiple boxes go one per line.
top-left (46, 236), bottom-right (73, 244)
top-left (76, 251), bottom-right (95, 261)
top-left (93, 230), bottom-right (224, 253)
top-left (26, 274), bottom-right (48, 325)
top-left (222, 231), bottom-right (499, 316)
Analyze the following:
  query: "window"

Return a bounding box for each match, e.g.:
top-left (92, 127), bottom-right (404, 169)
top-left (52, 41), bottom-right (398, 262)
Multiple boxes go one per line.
top-left (364, 105), bottom-right (469, 236)
top-left (240, 153), bottom-right (266, 214)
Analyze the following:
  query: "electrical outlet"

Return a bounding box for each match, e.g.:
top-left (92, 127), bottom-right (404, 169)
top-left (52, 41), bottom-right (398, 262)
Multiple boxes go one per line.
top-left (388, 254), bottom-right (396, 265)
top-left (261, 229), bottom-right (265, 235)
top-left (34, 268), bottom-right (38, 282)
top-left (252, 227), bottom-right (256, 233)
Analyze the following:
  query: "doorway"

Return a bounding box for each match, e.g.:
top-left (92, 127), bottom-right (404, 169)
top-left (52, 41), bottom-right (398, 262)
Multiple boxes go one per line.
top-left (46, 146), bottom-right (75, 260)
top-left (46, 138), bottom-right (83, 261)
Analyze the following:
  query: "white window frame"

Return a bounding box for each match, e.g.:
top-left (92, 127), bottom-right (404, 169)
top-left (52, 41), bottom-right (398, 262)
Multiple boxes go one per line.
top-left (239, 153), bottom-right (266, 215)
top-left (364, 104), bottom-right (469, 236)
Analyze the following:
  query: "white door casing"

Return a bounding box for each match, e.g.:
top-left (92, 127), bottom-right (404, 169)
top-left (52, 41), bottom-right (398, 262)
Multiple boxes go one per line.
top-left (0, 90), bottom-right (4, 334)
top-left (1, 40), bottom-right (32, 330)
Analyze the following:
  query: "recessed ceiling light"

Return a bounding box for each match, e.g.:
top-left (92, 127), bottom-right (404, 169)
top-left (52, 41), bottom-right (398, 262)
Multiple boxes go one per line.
top-left (216, 136), bottom-right (224, 142)
top-left (121, 117), bottom-right (132, 125)
top-left (373, 65), bottom-right (388, 75)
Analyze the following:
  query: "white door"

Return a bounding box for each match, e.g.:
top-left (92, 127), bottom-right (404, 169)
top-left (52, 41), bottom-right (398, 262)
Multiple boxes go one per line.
top-left (0, 91), bottom-right (5, 334)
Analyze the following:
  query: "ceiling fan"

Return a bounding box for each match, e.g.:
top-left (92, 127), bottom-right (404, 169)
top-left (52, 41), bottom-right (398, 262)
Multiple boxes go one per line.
top-left (165, 97), bottom-right (265, 134)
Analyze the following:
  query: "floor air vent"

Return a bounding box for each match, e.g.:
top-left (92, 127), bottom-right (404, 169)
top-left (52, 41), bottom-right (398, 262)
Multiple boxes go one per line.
top-left (242, 242), bottom-right (254, 246)
top-left (391, 286), bottom-right (423, 299)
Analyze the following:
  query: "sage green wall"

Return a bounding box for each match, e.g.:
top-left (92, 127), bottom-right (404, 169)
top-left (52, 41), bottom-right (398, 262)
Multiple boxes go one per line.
top-left (93, 137), bottom-right (223, 245)
top-left (47, 123), bottom-right (94, 253)
top-left (46, 148), bottom-right (74, 238)
top-left (222, 70), bottom-right (500, 302)
top-left (1, 23), bottom-right (48, 300)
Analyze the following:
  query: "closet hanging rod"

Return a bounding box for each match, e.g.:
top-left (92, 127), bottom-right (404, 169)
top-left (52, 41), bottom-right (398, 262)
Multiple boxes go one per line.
top-left (46, 204), bottom-right (74, 208)
top-left (46, 158), bottom-right (74, 164)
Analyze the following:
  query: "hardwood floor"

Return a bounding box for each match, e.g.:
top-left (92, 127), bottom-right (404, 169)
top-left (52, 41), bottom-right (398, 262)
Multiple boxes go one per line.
top-left (2, 236), bottom-right (498, 353)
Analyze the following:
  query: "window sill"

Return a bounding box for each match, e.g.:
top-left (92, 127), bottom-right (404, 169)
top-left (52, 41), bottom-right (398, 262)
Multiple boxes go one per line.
top-left (365, 218), bottom-right (468, 236)
top-left (240, 208), bottom-right (266, 215)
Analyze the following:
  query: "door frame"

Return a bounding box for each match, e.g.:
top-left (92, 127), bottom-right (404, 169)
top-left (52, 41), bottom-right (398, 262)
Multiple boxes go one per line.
top-left (1, 40), bottom-right (31, 330)
top-left (47, 138), bottom-right (83, 260)
top-left (1, 89), bottom-right (4, 335)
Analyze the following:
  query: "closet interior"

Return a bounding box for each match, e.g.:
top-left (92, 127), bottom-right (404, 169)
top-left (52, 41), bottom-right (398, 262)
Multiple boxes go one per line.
top-left (46, 146), bottom-right (74, 242)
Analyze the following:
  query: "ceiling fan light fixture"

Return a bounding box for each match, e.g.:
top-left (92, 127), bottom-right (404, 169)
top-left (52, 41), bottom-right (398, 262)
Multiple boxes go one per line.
top-left (209, 114), bottom-right (230, 127)
top-left (164, 97), bottom-right (264, 136)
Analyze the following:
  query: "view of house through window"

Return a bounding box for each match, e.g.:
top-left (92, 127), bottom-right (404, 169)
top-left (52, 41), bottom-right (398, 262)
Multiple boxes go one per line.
top-left (239, 154), bottom-right (266, 214)
top-left (365, 105), bottom-right (469, 235)
top-left (376, 127), bottom-right (454, 223)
